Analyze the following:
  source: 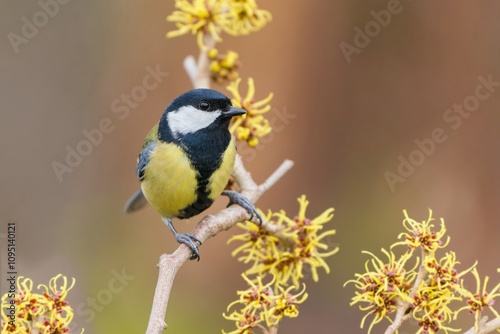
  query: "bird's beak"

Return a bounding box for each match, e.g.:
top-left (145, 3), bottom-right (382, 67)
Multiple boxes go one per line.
top-left (223, 106), bottom-right (246, 117)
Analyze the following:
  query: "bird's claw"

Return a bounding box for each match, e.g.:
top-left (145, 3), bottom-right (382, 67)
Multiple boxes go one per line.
top-left (222, 190), bottom-right (263, 225)
top-left (175, 232), bottom-right (202, 261)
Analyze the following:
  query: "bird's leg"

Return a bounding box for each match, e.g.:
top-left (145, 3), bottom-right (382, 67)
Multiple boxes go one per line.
top-left (162, 217), bottom-right (202, 261)
top-left (222, 190), bottom-right (263, 225)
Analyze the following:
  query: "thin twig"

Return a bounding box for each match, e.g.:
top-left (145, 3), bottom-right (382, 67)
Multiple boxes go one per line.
top-left (183, 36), bottom-right (216, 88)
top-left (268, 324), bottom-right (279, 334)
top-left (235, 156), bottom-right (294, 240)
top-left (145, 159), bottom-right (294, 334)
top-left (255, 324), bottom-right (270, 334)
top-left (258, 159), bottom-right (294, 195)
top-left (233, 154), bottom-right (258, 192)
top-left (463, 317), bottom-right (500, 334)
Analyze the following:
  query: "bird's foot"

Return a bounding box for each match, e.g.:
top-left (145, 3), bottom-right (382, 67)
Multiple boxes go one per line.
top-left (222, 190), bottom-right (263, 225)
top-left (175, 232), bottom-right (202, 261)
top-left (163, 218), bottom-right (202, 261)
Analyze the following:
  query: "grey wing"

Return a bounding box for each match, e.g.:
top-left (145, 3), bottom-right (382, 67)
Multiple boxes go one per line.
top-left (137, 142), bottom-right (156, 181)
top-left (123, 142), bottom-right (156, 213)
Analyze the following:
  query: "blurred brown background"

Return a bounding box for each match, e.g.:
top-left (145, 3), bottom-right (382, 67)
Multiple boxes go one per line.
top-left (2, 1), bottom-right (500, 333)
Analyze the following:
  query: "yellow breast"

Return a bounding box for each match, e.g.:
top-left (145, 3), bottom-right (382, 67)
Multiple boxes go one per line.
top-left (141, 142), bottom-right (198, 218)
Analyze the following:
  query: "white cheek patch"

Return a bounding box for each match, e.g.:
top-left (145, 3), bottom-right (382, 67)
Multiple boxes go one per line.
top-left (167, 105), bottom-right (221, 136)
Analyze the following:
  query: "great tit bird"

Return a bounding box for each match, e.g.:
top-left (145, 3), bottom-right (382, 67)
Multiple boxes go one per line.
top-left (124, 88), bottom-right (261, 260)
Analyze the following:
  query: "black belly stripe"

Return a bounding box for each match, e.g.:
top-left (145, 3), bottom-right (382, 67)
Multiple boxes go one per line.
top-left (174, 162), bottom-right (213, 218)
top-left (178, 191), bottom-right (213, 219)
top-left (176, 123), bottom-right (231, 219)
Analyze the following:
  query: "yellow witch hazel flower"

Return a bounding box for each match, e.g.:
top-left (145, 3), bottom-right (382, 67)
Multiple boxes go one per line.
top-left (346, 210), bottom-right (500, 334)
top-left (229, 195), bottom-right (337, 288)
top-left (456, 268), bottom-right (500, 332)
top-left (208, 48), bottom-right (240, 84)
top-left (38, 274), bottom-right (76, 318)
top-left (345, 249), bottom-right (416, 334)
top-left (223, 0), bottom-right (272, 36)
top-left (222, 311), bottom-right (262, 334)
top-left (227, 77), bottom-right (273, 147)
top-left (410, 252), bottom-right (473, 334)
top-left (424, 251), bottom-right (473, 291)
top-left (6, 277), bottom-right (46, 320)
top-left (229, 209), bottom-right (280, 265)
top-left (225, 196), bottom-right (335, 333)
top-left (167, 0), bottom-right (227, 50)
top-left (1, 274), bottom-right (82, 334)
top-left (167, 0), bottom-right (271, 49)
top-left (223, 274), bottom-right (308, 333)
top-left (223, 274), bottom-right (272, 334)
top-left (1, 276), bottom-right (45, 333)
top-left (270, 196), bottom-right (338, 286)
top-left (414, 312), bottom-right (459, 334)
top-left (227, 274), bottom-right (274, 317)
top-left (266, 283), bottom-right (308, 325)
top-left (392, 209), bottom-right (449, 254)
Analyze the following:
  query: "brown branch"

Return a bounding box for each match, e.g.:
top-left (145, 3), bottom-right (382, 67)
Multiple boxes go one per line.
top-left (146, 36), bottom-right (293, 333)
top-left (235, 155), bottom-right (295, 244)
top-left (145, 158), bottom-right (294, 334)
top-left (463, 317), bottom-right (500, 334)
top-left (255, 324), bottom-right (270, 334)
top-left (183, 36), bottom-right (216, 89)
top-left (268, 324), bottom-right (279, 334)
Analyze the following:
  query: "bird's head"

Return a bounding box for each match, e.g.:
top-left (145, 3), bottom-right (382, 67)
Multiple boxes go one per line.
top-left (161, 89), bottom-right (246, 139)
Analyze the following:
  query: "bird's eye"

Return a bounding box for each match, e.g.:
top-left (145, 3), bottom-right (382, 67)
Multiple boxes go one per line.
top-left (199, 101), bottom-right (210, 111)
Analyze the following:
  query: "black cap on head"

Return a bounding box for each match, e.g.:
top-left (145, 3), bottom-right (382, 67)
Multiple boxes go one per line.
top-left (166, 88), bottom-right (233, 113)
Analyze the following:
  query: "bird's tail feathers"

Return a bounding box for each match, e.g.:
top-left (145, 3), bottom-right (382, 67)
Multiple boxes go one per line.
top-left (124, 188), bottom-right (148, 213)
